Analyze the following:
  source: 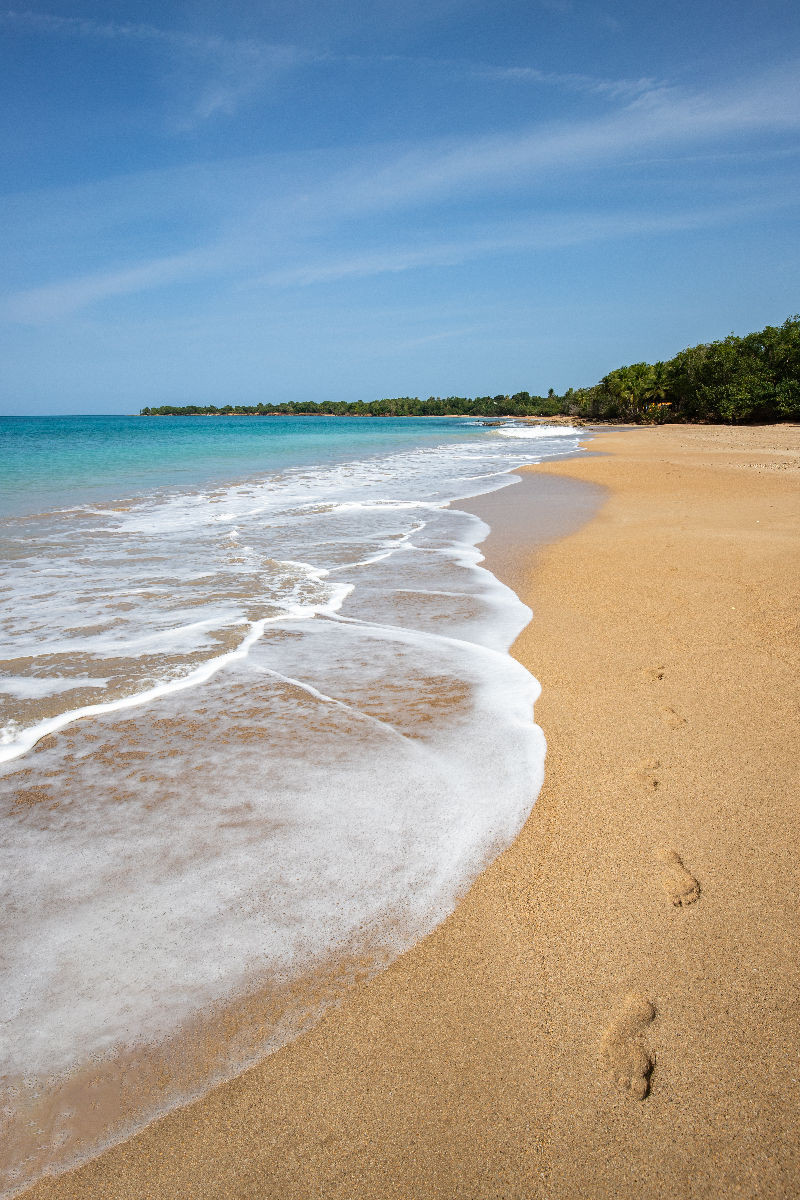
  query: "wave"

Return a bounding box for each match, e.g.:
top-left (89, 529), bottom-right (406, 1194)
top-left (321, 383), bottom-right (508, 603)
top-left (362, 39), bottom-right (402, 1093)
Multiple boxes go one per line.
top-left (0, 424), bottom-right (586, 1195)
top-left (494, 423), bottom-right (583, 438)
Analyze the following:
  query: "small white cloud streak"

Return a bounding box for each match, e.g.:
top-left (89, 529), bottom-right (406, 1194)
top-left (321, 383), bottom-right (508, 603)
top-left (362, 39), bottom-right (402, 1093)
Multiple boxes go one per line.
top-left (3, 250), bottom-right (223, 322)
top-left (338, 50), bottom-right (660, 101)
top-left (457, 62), bottom-right (658, 99)
top-left (2, 9), bottom-right (297, 60)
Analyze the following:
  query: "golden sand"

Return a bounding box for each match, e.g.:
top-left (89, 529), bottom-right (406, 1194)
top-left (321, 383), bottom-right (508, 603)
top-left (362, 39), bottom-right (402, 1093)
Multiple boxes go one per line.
top-left (25, 424), bottom-right (800, 1199)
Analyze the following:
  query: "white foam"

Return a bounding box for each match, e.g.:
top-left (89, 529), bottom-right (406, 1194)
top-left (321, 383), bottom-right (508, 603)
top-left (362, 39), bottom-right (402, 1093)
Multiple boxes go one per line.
top-left (1, 612), bottom-right (248, 662)
top-left (2, 615), bottom-right (542, 1077)
top-left (495, 423), bottom-right (583, 438)
top-left (0, 675), bottom-right (110, 699)
top-left (0, 564), bottom-right (353, 763)
top-left (0, 421), bottom-right (589, 1195)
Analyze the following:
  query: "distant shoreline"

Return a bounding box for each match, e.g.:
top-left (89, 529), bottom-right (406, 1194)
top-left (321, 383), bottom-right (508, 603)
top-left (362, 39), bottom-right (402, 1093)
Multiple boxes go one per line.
top-left (138, 314), bottom-right (799, 425)
top-left (138, 410), bottom-right (587, 422)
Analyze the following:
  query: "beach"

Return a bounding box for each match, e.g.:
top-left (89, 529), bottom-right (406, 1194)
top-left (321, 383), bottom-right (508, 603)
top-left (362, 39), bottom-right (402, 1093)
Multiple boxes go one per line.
top-left (21, 422), bottom-right (800, 1199)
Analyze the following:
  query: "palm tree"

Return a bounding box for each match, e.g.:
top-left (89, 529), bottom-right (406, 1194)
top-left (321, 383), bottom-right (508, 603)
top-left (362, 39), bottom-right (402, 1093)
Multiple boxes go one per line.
top-left (644, 361), bottom-right (669, 405)
top-left (601, 362), bottom-right (654, 419)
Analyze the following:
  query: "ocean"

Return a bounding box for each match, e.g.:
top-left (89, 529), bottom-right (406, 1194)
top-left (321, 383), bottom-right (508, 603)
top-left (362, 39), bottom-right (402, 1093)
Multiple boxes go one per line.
top-left (0, 414), bottom-right (585, 1195)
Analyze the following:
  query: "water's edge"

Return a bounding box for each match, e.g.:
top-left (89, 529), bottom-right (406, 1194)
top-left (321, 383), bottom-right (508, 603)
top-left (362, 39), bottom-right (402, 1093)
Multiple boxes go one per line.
top-left (4, 431), bottom-right (604, 1198)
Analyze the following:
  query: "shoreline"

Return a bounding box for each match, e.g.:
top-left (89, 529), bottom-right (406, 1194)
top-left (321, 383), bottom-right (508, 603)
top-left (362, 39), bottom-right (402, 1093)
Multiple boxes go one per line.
top-left (24, 423), bottom-right (800, 1199)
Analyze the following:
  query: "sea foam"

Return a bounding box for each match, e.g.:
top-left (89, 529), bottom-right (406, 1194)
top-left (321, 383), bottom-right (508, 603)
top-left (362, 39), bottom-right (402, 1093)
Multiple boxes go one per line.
top-left (0, 421), bottom-right (584, 1194)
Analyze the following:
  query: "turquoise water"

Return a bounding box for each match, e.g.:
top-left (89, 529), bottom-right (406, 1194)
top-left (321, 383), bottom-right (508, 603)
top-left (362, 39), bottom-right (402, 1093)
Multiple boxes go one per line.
top-left (0, 414), bottom-right (489, 517)
top-left (0, 411), bottom-right (587, 1196)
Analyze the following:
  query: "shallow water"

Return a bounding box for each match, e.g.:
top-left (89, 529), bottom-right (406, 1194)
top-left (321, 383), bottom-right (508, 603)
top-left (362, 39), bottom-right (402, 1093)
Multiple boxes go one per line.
top-left (0, 415), bottom-right (586, 1194)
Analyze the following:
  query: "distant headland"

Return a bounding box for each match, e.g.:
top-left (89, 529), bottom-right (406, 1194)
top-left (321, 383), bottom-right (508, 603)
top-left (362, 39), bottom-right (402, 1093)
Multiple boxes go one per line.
top-left (141, 315), bottom-right (798, 425)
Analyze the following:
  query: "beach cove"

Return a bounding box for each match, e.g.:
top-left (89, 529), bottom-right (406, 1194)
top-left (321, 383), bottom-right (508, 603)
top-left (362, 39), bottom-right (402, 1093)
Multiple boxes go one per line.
top-left (18, 422), bottom-right (800, 1199)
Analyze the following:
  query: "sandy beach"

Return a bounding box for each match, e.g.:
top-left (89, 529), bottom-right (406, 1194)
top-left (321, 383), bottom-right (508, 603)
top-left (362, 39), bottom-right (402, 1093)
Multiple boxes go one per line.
top-left (24, 422), bottom-right (800, 1200)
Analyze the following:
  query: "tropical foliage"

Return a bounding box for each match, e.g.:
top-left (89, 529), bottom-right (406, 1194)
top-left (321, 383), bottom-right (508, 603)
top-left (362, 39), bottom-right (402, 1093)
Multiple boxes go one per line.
top-left (141, 315), bottom-right (800, 424)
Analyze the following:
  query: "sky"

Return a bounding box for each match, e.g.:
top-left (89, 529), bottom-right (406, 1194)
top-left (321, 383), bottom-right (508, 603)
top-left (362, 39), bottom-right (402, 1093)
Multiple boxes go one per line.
top-left (0, 0), bottom-right (798, 413)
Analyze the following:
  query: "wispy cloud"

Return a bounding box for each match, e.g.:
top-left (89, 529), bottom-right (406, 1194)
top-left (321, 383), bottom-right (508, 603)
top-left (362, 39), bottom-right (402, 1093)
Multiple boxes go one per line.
top-left (338, 50), bottom-right (660, 101)
top-left (3, 248), bottom-right (225, 322)
top-left (256, 199), bottom-right (795, 289)
top-left (2, 61), bottom-right (798, 321)
top-left (1, 9), bottom-right (661, 121)
top-left (5, 8), bottom-right (796, 137)
top-left (5, 195), bottom-right (792, 323)
top-left (2, 10), bottom-right (309, 123)
top-left (460, 62), bottom-right (658, 99)
top-left (329, 63), bottom-right (800, 217)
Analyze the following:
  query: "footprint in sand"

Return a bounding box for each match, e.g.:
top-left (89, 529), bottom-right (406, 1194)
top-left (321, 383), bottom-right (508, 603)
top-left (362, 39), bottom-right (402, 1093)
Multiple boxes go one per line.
top-left (659, 705), bottom-right (686, 729)
top-left (633, 758), bottom-right (661, 789)
top-left (643, 665), bottom-right (666, 682)
top-left (657, 848), bottom-right (701, 907)
top-left (600, 993), bottom-right (657, 1101)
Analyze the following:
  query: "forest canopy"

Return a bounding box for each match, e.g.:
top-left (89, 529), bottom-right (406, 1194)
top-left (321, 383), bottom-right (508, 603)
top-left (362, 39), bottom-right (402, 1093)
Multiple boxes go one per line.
top-left (141, 315), bottom-right (800, 424)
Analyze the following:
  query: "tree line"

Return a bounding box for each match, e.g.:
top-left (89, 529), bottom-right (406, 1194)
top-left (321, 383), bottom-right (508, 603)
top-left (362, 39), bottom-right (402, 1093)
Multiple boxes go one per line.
top-left (141, 315), bottom-right (799, 424)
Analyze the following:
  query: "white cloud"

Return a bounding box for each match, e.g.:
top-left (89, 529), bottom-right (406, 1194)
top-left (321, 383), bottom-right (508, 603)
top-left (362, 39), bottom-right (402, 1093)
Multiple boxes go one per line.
top-left (1, 60), bottom-right (798, 321)
top-left (464, 62), bottom-right (659, 100)
top-left (327, 63), bottom-right (800, 218)
top-left (339, 49), bottom-right (660, 101)
top-left (256, 199), bottom-right (794, 289)
top-left (2, 250), bottom-right (217, 322)
top-left (8, 9), bottom-right (793, 138)
top-left (1, 10), bottom-right (309, 125)
top-left (0, 9), bottom-right (663, 122)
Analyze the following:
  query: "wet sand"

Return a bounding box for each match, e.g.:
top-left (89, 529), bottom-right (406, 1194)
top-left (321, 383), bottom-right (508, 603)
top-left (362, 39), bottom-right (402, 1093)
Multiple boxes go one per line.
top-left (25, 423), bottom-right (800, 1199)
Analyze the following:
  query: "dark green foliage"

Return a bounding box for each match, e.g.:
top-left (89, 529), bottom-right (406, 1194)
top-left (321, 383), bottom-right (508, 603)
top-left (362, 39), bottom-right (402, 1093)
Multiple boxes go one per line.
top-left (141, 316), bottom-right (800, 424)
top-left (139, 394), bottom-right (554, 418)
top-left (586, 316), bottom-right (800, 423)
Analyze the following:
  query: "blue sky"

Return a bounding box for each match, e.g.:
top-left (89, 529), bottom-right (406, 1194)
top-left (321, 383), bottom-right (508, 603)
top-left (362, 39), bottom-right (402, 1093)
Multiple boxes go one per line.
top-left (1, 0), bottom-right (798, 413)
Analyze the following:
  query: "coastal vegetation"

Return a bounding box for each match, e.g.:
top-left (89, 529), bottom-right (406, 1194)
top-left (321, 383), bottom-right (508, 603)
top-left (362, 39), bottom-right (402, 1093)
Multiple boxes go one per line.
top-left (141, 315), bottom-right (799, 424)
